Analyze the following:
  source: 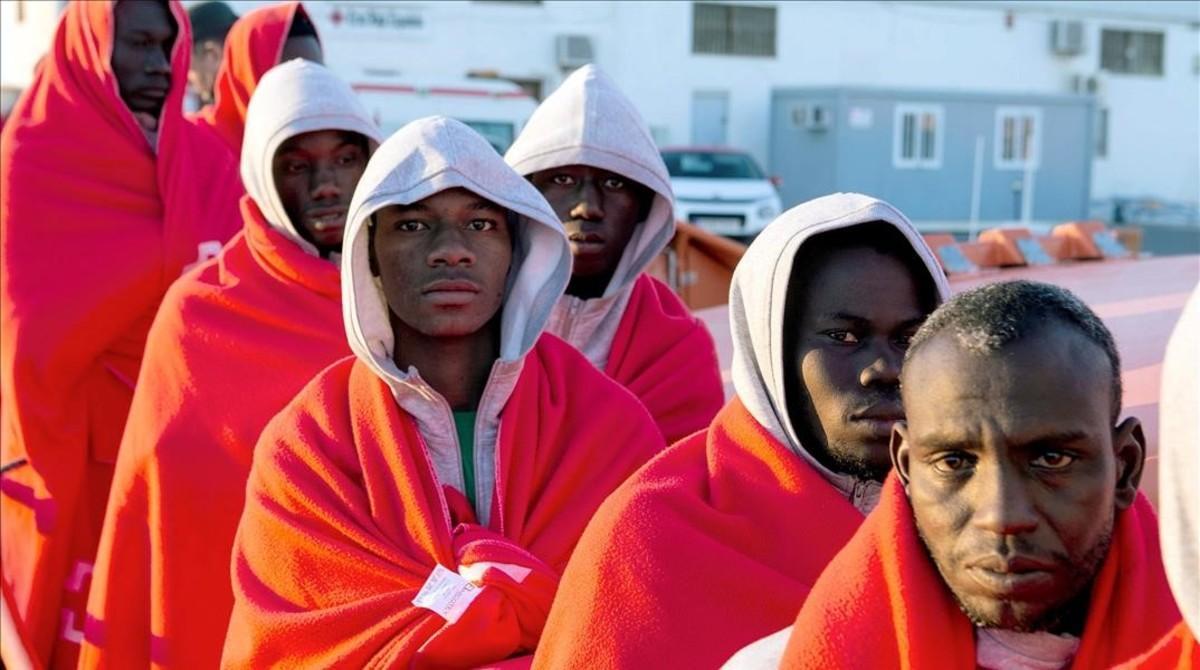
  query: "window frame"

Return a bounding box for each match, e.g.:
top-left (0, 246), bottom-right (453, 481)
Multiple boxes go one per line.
top-left (892, 103), bottom-right (945, 170)
top-left (692, 2), bottom-right (778, 58)
top-left (993, 106), bottom-right (1042, 171)
top-left (1099, 28), bottom-right (1165, 76)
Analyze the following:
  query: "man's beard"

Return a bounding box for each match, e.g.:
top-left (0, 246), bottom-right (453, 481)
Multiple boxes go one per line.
top-left (821, 440), bottom-right (891, 482)
top-left (916, 521), bottom-right (1113, 634)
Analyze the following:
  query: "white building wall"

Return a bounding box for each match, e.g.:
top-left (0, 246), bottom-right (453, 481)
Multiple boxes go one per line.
top-left (0, 0), bottom-right (62, 96)
top-left (1, 0), bottom-right (1196, 205)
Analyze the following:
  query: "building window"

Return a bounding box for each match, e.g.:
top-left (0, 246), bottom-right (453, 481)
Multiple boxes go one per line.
top-left (994, 107), bottom-right (1041, 170)
top-left (1100, 29), bottom-right (1165, 75)
top-left (1096, 107), bottom-right (1109, 158)
top-left (692, 3), bottom-right (777, 58)
top-left (893, 104), bottom-right (943, 169)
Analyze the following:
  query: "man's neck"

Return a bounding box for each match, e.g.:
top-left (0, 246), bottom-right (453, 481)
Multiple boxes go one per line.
top-left (391, 317), bottom-right (500, 411)
top-left (566, 272), bottom-right (613, 300)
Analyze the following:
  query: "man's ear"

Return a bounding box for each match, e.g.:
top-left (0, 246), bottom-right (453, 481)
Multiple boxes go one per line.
top-left (1112, 416), bottom-right (1146, 510)
top-left (891, 421), bottom-right (912, 493)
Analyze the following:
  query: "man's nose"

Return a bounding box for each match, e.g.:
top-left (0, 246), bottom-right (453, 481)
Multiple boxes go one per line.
top-left (428, 226), bottom-right (475, 267)
top-left (146, 47), bottom-right (171, 75)
top-left (569, 181), bottom-right (604, 221)
top-left (310, 165), bottom-right (341, 200)
top-left (972, 461), bottom-right (1040, 537)
top-left (859, 340), bottom-right (902, 387)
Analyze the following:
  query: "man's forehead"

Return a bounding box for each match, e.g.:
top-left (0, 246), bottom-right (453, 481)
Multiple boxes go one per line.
top-left (116, 1), bottom-right (175, 34)
top-left (904, 327), bottom-right (1113, 440)
top-left (791, 245), bottom-right (924, 316)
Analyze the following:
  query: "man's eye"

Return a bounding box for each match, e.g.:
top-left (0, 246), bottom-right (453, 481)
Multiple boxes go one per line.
top-left (1032, 451), bottom-right (1075, 470)
top-left (824, 330), bottom-right (860, 344)
top-left (337, 152), bottom-right (361, 166)
top-left (602, 177), bottom-right (626, 190)
top-left (894, 332), bottom-right (917, 349)
top-left (466, 219), bottom-right (497, 232)
top-left (396, 220), bottom-right (427, 232)
top-left (551, 175), bottom-right (575, 187)
top-left (285, 162), bottom-right (309, 174)
top-left (932, 452), bottom-right (975, 474)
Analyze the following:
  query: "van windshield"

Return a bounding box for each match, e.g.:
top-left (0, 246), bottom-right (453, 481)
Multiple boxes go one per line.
top-left (661, 151), bottom-right (765, 179)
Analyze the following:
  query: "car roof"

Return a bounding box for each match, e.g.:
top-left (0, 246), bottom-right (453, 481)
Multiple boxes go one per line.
top-left (660, 145), bottom-right (751, 155)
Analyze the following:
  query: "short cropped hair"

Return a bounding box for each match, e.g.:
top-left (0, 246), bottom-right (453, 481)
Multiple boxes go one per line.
top-left (905, 280), bottom-right (1122, 422)
top-left (188, 1), bottom-right (238, 45)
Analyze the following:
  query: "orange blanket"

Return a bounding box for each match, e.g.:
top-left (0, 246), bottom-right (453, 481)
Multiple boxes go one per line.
top-left (781, 477), bottom-right (1180, 669)
top-left (190, 2), bottom-right (313, 154)
top-left (0, 2), bottom-right (241, 665)
top-left (78, 197), bottom-right (346, 669)
top-left (606, 274), bottom-right (723, 444)
top-left (222, 337), bottom-right (663, 668)
top-left (532, 398), bottom-right (863, 669)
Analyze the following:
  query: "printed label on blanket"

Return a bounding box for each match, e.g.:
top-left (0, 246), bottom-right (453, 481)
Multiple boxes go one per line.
top-left (412, 564), bottom-right (481, 624)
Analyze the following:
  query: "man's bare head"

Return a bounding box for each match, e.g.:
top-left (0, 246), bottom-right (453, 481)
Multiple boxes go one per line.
top-left (893, 280), bottom-right (1144, 634)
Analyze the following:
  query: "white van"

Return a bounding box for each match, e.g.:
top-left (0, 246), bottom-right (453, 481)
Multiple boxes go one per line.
top-left (350, 74), bottom-right (538, 153)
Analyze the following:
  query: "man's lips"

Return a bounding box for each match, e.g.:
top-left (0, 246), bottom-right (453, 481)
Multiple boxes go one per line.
top-left (304, 207), bottom-right (347, 231)
top-left (567, 230), bottom-right (605, 251)
top-left (422, 278), bottom-right (481, 306)
top-left (850, 403), bottom-right (904, 436)
top-left (965, 555), bottom-right (1058, 597)
top-left (130, 87), bottom-right (168, 108)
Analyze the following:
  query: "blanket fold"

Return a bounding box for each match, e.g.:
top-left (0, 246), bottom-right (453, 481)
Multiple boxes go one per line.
top-left (605, 274), bottom-right (724, 444)
top-left (532, 398), bottom-right (863, 669)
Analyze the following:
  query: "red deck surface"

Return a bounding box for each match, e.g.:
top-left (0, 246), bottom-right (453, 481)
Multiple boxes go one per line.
top-left (695, 254), bottom-right (1200, 505)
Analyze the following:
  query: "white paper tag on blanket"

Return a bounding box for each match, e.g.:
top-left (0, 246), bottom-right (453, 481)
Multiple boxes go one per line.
top-left (412, 564), bottom-right (481, 624)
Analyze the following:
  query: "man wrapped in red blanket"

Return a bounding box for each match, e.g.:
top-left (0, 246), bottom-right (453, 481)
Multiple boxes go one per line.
top-left (533, 194), bottom-right (950, 669)
top-left (780, 281), bottom-right (1181, 669)
top-left (0, 2), bottom-right (241, 665)
top-left (190, 1), bottom-right (322, 156)
top-left (506, 65), bottom-right (723, 445)
top-left (220, 116), bottom-right (665, 668)
top-left (81, 60), bottom-right (381, 670)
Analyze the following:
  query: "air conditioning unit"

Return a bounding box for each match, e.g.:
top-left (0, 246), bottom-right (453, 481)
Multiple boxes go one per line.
top-left (1069, 73), bottom-right (1102, 96)
top-left (1050, 20), bottom-right (1085, 56)
top-left (555, 35), bottom-right (594, 69)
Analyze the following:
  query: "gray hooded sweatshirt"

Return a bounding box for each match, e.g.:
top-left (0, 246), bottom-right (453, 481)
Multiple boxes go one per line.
top-left (729, 192), bottom-right (950, 512)
top-left (722, 192), bottom-right (951, 670)
top-left (241, 59), bottom-right (382, 257)
top-left (505, 64), bottom-right (676, 370)
top-left (1159, 286), bottom-right (1199, 636)
top-left (342, 116), bottom-right (572, 525)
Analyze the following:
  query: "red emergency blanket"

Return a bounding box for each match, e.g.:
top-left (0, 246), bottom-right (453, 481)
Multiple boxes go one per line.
top-left (532, 398), bottom-right (864, 669)
top-left (190, 2), bottom-right (312, 155)
top-left (606, 274), bottom-right (723, 444)
top-left (781, 477), bottom-right (1180, 669)
top-left (78, 197), bottom-right (346, 669)
top-left (222, 337), bottom-right (663, 668)
top-left (0, 2), bottom-right (241, 665)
